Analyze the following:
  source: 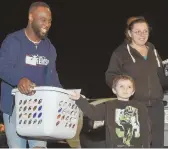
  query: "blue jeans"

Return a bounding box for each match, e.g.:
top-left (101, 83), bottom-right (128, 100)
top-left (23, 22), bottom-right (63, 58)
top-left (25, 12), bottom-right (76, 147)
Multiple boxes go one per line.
top-left (3, 106), bottom-right (47, 148)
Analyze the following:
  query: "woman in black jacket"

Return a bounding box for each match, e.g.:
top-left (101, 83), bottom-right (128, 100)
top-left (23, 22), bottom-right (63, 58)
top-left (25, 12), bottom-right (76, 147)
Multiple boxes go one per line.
top-left (105, 16), bottom-right (167, 148)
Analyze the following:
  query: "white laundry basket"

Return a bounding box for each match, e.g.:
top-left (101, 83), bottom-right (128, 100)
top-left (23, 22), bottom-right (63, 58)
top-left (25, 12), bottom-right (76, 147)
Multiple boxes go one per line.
top-left (12, 86), bottom-right (80, 140)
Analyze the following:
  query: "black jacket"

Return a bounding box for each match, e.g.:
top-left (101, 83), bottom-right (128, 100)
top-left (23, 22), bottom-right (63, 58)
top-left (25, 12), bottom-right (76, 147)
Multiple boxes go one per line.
top-left (76, 97), bottom-right (149, 148)
top-left (105, 41), bottom-right (167, 105)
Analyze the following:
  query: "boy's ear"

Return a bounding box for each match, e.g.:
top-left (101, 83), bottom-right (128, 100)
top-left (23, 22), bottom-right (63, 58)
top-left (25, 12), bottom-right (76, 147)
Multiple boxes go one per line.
top-left (112, 88), bottom-right (117, 94)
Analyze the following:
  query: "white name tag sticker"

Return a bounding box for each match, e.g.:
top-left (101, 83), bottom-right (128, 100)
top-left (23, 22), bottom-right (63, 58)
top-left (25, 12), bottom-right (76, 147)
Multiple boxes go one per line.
top-left (25, 55), bottom-right (37, 66)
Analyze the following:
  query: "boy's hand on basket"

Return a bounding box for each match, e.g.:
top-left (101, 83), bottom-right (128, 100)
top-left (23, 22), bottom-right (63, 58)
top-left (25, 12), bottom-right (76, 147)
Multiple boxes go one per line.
top-left (69, 91), bottom-right (81, 100)
top-left (18, 77), bottom-right (36, 95)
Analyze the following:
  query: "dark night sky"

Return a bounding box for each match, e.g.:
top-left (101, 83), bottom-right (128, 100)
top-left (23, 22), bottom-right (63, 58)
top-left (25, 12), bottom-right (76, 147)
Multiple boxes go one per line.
top-left (0, 0), bottom-right (168, 98)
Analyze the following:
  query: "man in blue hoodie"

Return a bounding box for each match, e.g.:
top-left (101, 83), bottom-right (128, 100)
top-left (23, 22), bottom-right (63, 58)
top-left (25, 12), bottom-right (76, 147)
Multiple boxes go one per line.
top-left (0, 2), bottom-right (62, 148)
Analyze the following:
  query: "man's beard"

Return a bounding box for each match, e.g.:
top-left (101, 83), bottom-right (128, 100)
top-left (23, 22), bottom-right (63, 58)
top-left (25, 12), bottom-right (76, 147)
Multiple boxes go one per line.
top-left (32, 23), bottom-right (48, 39)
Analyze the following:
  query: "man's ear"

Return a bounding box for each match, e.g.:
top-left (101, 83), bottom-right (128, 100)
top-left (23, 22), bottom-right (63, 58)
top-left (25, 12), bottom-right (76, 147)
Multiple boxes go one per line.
top-left (112, 88), bottom-right (117, 94)
top-left (29, 13), bottom-right (33, 23)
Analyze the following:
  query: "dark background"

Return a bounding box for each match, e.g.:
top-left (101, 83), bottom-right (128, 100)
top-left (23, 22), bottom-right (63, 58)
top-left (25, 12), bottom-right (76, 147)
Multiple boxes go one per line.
top-left (0, 0), bottom-right (168, 98)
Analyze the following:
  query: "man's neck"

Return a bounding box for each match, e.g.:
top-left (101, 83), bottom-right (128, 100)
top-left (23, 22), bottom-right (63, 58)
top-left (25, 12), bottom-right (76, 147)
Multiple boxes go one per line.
top-left (25, 27), bottom-right (41, 43)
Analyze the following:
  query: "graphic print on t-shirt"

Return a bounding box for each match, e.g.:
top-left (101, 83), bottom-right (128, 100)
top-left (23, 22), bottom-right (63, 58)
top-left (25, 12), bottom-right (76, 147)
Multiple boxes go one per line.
top-left (25, 54), bottom-right (49, 66)
top-left (115, 106), bottom-right (140, 147)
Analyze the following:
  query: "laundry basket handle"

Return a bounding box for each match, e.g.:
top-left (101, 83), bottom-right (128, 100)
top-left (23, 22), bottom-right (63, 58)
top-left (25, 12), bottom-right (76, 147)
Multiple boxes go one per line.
top-left (32, 87), bottom-right (81, 95)
top-left (11, 88), bottom-right (37, 96)
top-left (11, 86), bottom-right (82, 96)
top-left (11, 88), bottom-right (18, 95)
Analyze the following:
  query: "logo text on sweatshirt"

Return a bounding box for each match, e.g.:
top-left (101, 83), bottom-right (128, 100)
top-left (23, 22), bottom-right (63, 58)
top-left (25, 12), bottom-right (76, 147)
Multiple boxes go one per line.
top-left (25, 54), bottom-right (49, 66)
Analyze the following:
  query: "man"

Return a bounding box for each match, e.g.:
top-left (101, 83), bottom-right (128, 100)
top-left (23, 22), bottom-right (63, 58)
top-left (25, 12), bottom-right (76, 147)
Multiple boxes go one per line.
top-left (0, 2), bottom-right (62, 148)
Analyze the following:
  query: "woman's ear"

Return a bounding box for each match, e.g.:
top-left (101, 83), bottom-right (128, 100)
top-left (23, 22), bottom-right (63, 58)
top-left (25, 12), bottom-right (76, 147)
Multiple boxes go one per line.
top-left (112, 88), bottom-right (117, 94)
top-left (131, 90), bottom-right (135, 95)
top-left (128, 30), bottom-right (132, 37)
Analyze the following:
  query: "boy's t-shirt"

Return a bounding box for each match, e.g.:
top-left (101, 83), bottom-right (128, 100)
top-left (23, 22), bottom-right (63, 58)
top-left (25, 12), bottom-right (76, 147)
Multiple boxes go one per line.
top-left (76, 98), bottom-right (149, 148)
top-left (113, 100), bottom-right (146, 148)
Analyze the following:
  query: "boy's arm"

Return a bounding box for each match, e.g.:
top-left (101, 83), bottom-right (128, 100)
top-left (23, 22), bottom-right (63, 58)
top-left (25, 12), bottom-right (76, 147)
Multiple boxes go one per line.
top-left (140, 104), bottom-right (150, 148)
top-left (75, 96), bottom-right (106, 121)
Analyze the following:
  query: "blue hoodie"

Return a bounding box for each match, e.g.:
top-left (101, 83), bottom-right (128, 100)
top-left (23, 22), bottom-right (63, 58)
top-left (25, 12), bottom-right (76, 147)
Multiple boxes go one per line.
top-left (0, 29), bottom-right (62, 115)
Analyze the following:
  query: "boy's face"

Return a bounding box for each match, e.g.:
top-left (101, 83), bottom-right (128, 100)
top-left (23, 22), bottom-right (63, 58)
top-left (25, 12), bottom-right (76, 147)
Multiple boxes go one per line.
top-left (112, 79), bottom-right (135, 100)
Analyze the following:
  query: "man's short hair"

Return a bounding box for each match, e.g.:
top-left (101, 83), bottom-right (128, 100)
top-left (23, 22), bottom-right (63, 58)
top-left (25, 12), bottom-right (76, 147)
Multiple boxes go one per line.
top-left (29, 1), bottom-right (51, 13)
top-left (112, 75), bottom-right (135, 90)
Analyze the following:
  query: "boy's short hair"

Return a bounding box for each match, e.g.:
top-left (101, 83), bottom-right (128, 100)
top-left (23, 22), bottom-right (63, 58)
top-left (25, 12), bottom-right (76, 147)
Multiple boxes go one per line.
top-left (112, 75), bottom-right (135, 90)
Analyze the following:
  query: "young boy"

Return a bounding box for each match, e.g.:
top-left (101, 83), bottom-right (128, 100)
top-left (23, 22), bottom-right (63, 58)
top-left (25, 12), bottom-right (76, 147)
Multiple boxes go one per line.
top-left (69, 75), bottom-right (149, 148)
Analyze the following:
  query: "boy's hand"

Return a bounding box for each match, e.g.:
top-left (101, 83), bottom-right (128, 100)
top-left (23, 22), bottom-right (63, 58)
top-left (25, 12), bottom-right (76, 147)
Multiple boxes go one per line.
top-left (69, 91), bottom-right (81, 100)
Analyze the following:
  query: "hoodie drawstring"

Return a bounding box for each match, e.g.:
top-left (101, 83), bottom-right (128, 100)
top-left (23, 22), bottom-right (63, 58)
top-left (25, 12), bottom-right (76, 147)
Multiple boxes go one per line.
top-left (154, 49), bottom-right (161, 67)
top-left (127, 44), bottom-right (136, 63)
top-left (127, 44), bottom-right (161, 67)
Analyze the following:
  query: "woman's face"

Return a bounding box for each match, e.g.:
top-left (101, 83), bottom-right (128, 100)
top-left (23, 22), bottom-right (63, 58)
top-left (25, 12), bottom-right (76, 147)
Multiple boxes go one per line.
top-left (128, 22), bottom-right (149, 46)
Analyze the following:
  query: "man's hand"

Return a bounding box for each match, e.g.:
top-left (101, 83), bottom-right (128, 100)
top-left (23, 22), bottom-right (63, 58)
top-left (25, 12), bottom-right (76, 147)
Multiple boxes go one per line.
top-left (18, 78), bottom-right (36, 95)
top-left (0, 124), bottom-right (5, 132)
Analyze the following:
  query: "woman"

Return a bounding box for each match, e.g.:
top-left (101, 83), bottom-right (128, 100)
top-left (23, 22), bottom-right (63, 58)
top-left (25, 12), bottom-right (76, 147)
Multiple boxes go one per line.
top-left (105, 16), bottom-right (167, 148)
